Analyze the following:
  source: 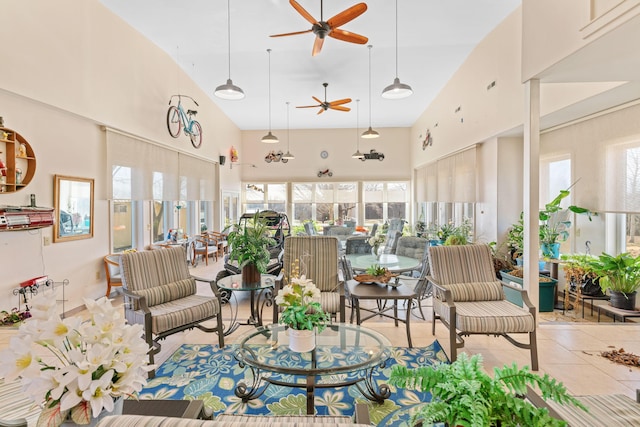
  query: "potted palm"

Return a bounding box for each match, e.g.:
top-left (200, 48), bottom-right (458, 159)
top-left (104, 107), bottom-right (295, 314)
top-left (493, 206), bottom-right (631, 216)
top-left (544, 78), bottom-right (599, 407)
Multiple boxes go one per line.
top-left (388, 353), bottom-right (586, 427)
top-left (586, 252), bottom-right (640, 310)
top-left (225, 211), bottom-right (276, 287)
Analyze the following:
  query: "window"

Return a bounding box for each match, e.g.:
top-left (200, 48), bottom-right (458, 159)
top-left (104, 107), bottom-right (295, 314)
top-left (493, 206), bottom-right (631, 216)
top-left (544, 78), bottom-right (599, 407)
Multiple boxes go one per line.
top-left (607, 141), bottom-right (640, 255)
top-left (363, 182), bottom-right (408, 225)
top-left (243, 183), bottom-right (287, 213)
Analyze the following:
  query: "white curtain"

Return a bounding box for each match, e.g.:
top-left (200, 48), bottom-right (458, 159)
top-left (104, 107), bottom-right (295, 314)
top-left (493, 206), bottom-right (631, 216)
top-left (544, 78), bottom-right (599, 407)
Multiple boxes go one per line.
top-left (105, 128), bottom-right (215, 202)
top-left (435, 146), bottom-right (477, 203)
top-left (606, 140), bottom-right (640, 213)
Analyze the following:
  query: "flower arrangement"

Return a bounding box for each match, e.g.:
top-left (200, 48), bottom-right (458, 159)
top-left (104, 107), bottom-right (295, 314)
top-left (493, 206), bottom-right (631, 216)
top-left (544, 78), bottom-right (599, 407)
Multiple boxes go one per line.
top-left (275, 260), bottom-right (330, 332)
top-left (0, 307), bottom-right (31, 325)
top-left (368, 233), bottom-right (386, 254)
top-left (0, 295), bottom-right (153, 427)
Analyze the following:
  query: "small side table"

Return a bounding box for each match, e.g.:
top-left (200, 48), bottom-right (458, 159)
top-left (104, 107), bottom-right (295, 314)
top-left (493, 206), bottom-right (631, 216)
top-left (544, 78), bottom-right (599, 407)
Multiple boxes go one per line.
top-left (216, 273), bottom-right (276, 335)
top-left (597, 304), bottom-right (640, 322)
top-left (347, 279), bottom-right (416, 347)
top-left (562, 289), bottom-right (610, 318)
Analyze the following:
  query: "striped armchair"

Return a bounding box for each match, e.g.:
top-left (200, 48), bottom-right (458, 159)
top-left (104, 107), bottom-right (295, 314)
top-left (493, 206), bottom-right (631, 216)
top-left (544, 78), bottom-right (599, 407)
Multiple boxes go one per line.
top-left (274, 236), bottom-right (346, 323)
top-left (427, 244), bottom-right (539, 370)
top-left (120, 246), bottom-right (224, 377)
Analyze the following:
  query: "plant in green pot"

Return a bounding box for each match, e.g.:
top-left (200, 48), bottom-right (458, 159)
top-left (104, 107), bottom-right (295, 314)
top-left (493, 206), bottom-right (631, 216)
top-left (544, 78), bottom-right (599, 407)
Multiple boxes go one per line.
top-left (586, 252), bottom-right (640, 310)
top-left (388, 353), bottom-right (586, 427)
top-left (225, 211), bottom-right (276, 287)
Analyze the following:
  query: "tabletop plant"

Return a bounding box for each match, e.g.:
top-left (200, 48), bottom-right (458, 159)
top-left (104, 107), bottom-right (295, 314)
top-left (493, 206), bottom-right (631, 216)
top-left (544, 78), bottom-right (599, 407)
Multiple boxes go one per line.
top-left (388, 353), bottom-right (587, 427)
top-left (225, 211), bottom-right (276, 274)
top-left (275, 260), bottom-right (330, 332)
top-left (0, 295), bottom-right (153, 427)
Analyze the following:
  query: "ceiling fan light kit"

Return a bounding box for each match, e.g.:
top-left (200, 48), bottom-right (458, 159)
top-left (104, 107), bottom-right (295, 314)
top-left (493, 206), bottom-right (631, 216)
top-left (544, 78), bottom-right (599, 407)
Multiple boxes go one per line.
top-left (382, 0), bottom-right (412, 100)
top-left (261, 48), bottom-right (279, 143)
top-left (215, 0), bottom-right (244, 100)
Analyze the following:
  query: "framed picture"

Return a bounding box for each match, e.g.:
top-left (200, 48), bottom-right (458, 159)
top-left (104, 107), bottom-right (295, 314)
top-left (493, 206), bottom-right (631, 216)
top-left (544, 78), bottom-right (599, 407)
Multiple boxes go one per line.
top-left (53, 175), bottom-right (94, 243)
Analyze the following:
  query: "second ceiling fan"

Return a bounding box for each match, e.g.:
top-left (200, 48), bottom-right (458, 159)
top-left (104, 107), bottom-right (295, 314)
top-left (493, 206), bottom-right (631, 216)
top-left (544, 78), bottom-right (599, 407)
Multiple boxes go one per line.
top-left (271, 0), bottom-right (368, 56)
top-left (297, 83), bottom-right (351, 115)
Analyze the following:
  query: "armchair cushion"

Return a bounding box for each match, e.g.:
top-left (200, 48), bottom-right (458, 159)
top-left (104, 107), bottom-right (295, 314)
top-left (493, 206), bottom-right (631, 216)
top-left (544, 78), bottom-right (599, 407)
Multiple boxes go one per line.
top-left (150, 295), bottom-right (221, 335)
top-left (445, 281), bottom-right (504, 301)
top-left (436, 300), bottom-right (536, 334)
top-left (132, 278), bottom-right (196, 308)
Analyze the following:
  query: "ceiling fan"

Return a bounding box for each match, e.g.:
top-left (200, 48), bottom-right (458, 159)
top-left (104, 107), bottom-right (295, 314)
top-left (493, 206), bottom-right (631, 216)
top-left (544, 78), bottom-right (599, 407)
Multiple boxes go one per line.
top-left (297, 83), bottom-right (351, 115)
top-left (271, 0), bottom-right (368, 56)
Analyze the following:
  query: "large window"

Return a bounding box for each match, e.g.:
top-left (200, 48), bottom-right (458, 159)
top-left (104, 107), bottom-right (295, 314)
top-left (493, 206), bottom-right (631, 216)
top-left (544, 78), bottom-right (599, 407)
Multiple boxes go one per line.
top-left (291, 182), bottom-right (359, 226)
top-left (243, 183), bottom-right (287, 213)
top-left (607, 141), bottom-right (640, 255)
top-left (363, 182), bottom-right (408, 226)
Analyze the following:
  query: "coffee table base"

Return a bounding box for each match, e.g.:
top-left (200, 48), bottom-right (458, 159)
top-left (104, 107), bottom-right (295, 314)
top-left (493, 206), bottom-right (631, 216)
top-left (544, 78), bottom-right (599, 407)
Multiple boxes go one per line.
top-left (235, 361), bottom-right (390, 415)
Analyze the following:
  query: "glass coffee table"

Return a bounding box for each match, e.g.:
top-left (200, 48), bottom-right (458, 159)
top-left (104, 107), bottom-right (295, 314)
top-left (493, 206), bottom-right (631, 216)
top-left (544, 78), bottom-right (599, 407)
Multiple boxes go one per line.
top-left (234, 323), bottom-right (392, 415)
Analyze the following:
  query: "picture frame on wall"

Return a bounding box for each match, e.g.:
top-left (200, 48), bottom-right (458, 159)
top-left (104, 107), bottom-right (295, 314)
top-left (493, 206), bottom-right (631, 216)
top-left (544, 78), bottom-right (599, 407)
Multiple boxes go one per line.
top-left (53, 175), bottom-right (94, 243)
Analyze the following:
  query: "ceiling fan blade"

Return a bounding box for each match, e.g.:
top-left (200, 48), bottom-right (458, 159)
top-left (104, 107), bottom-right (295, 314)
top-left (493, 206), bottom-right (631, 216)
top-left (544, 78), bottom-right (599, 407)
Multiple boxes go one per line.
top-left (327, 3), bottom-right (367, 28)
top-left (330, 105), bottom-right (351, 112)
top-left (328, 98), bottom-right (352, 106)
top-left (312, 36), bottom-right (324, 56)
top-left (312, 96), bottom-right (324, 104)
top-left (329, 28), bottom-right (368, 44)
top-left (270, 29), bottom-right (313, 38)
top-left (297, 105), bottom-right (321, 108)
top-left (317, 108), bottom-right (325, 115)
top-left (290, 0), bottom-right (318, 26)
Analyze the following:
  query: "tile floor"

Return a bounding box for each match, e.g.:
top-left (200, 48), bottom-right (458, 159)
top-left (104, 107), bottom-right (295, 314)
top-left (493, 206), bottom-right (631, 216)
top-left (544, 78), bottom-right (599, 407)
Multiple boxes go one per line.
top-left (2, 255), bottom-right (640, 404)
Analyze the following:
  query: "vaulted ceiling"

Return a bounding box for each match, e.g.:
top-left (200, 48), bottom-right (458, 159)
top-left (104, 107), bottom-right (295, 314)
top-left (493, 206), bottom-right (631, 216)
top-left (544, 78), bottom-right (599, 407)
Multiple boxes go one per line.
top-left (99, 0), bottom-right (520, 131)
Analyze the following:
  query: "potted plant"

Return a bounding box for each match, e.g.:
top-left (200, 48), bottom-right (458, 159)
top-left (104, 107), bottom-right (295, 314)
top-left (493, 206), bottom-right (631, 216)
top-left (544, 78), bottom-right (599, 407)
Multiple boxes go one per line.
top-left (560, 253), bottom-right (604, 297)
top-left (539, 188), bottom-right (592, 259)
top-left (225, 211), bottom-right (276, 287)
top-left (0, 295), bottom-right (152, 427)
top-left (506, 213), bottom-right (524, 263)
top-left (275, 265), bottom-right (330, 352)
top-left (585, 252), bottom-right (640, 310)
top-left (388, 353), bottom-right (586, 427)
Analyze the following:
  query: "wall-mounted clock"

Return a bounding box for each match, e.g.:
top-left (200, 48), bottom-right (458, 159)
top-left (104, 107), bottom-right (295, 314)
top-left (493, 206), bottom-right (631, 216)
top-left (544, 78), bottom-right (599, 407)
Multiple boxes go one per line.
top-left (320, 150), bottom-right (329, 159)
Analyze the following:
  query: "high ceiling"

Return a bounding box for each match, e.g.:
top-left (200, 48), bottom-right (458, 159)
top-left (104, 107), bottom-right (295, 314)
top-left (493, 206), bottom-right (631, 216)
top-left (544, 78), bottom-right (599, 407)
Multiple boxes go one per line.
top-left (99, 0), bottom-right (520, 131)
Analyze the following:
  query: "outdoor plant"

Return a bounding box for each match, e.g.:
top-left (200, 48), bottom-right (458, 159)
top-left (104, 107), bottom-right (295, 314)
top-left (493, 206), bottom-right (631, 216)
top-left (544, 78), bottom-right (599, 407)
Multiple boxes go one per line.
top-left (388, 353), bottom-right (587, 427)
top-left (275, 260), bottom-right (330, 331)
top-left (506, 213), bottom-right (525, 261)
top-left (0, 295), bottom-right (153, 427)
top-left (225, 211), bottom-right (276, 274)
top-left (586, 252), bottom-right (640, 295)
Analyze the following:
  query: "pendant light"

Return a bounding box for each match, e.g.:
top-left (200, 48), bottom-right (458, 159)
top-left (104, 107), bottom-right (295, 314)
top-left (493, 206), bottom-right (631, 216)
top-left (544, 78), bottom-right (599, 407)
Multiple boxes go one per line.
top-left (352, 99), bottom-right (364, 159)
top-left (261, 48), bottom-right (279, 143)
top-left (214, 0), bottom-right (245, 100)
top-left (382, 0), bottom-right (413, 99)
top-left (282, 102), bottom-right (295, 160)
top-left (362, 45), bottom-right (380, 139)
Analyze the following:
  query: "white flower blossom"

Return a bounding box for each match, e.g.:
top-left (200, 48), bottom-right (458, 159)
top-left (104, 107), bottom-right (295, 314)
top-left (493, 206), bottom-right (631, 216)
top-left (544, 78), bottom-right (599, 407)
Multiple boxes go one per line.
top-left (3, 294), bottom-right (152, 427)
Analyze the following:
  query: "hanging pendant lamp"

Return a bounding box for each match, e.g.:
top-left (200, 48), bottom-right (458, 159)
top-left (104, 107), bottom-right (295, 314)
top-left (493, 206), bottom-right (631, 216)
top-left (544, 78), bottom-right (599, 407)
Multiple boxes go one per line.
top-left (362, 45), bottom-right (380, 139)
top-left (382, 0), bottom-right (413, 99)
top-left (282, 102), bottom-right (295, 160)
top-left (352, 99), bottom-right (364, 159)
top-left (261, 49), bottom-right (279, 143)
top-left (214, 0), bottom-right (245, 100)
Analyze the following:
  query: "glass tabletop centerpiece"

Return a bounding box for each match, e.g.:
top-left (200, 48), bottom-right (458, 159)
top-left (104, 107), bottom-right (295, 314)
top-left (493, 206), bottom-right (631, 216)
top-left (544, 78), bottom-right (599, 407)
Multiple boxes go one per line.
top-left (275, 260), bottom-right (330, 352)
top-left (354, 264), bottom-right (400, 287)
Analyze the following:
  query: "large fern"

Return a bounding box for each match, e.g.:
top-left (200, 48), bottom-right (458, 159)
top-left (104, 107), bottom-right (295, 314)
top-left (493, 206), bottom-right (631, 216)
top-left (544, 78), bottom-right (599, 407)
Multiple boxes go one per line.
top-left (388, 353), bottom-right (587, 427)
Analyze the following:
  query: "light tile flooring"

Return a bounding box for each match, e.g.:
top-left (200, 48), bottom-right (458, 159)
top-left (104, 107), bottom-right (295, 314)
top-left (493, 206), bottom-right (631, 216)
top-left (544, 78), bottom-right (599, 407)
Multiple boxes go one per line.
top-left (2, 255), bottom-right (640, 404)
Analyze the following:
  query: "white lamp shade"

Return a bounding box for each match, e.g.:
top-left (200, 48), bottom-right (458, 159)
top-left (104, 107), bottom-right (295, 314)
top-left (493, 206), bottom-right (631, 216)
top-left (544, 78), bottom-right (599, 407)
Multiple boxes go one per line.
top-left (261, 131), bottom-right (279, 143)
top-left (215, 79), bottom-right (245, 100)
top-left (361, 127), bottom-right (380, 139)
top-left (382, 77), bottom-right (413, 99)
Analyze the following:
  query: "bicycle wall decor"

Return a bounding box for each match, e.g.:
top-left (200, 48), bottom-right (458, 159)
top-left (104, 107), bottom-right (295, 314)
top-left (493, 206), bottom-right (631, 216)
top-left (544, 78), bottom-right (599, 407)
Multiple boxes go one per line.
top-left (167, 94), bottom-right (203, 149)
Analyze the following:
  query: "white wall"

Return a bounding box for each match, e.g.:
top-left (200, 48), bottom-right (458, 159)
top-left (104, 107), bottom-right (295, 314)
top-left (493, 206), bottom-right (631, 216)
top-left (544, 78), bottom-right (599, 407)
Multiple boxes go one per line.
top-left (239, 128), bottom-right (411, 182)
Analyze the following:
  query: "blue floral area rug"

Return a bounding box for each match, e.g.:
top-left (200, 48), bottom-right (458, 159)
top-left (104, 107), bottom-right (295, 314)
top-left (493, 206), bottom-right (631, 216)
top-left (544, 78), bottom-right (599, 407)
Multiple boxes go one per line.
top-left (138, 340), bottom-right (448, 426)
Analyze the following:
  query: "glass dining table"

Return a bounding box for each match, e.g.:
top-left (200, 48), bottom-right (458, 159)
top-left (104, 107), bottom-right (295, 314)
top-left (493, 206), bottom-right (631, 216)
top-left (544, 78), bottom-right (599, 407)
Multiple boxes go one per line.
top-left (345, 253), bottom-right (421, 274)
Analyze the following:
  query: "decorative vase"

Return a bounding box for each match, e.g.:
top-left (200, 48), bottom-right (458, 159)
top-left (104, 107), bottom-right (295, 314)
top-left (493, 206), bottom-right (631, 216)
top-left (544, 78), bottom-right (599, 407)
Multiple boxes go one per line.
top-left (61, 397), bottom-right (123, 427)
top-left (609, 291), bottom-right (637, 311)
top-left (288, 328), bottom-right (316, 352)
top-left (541, 242), bottom-right (561, 259)
top-left (242, 263), bottom-right (261, 288)
top-left (371, 246), bottom-right (382, 260)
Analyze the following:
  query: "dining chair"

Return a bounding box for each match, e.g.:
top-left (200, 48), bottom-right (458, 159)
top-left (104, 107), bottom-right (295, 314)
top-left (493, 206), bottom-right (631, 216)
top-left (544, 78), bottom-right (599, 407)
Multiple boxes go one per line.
top-left (103, 254), bottom-right (122, 297)
top-left (345, 235), bottom-right (372, 255)
top-left (274, 236), bottom-right (345, 323)
top-left (190, 236), bottom-right (211, 266)
top-left (395, 236), bottom-right (429, 277)
top-left (381, 230), bottom-right (401, 254)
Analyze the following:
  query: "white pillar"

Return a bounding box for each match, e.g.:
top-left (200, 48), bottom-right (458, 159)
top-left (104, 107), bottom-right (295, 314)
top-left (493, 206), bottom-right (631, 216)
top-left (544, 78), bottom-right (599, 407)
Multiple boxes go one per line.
top-left (524, 79), bottom-right (540, 313)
